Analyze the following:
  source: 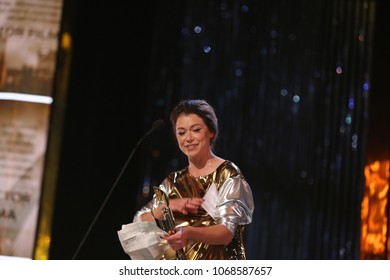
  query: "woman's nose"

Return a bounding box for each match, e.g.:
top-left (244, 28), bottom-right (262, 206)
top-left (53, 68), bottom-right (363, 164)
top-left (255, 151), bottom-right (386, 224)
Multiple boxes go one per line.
top-left (185, 132), bottom-right (194, 141)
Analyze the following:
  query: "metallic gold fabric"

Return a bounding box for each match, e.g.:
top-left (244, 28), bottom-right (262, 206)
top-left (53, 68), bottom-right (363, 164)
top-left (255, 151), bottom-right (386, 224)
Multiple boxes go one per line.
top-left (134, 160), bottom-right (254, 260)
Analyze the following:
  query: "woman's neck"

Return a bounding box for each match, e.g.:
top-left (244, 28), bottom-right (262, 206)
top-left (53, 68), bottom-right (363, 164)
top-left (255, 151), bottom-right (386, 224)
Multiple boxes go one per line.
top-left (188, 153), bottom-right (224, 177)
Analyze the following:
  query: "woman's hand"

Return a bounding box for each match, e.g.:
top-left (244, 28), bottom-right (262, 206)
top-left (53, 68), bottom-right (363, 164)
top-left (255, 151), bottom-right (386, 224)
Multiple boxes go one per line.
top-left (170, 197), bottom-right (204, 215)
top-left (161, 227), bottom-right (187, 251)
top-left (163, 224), bottom-right (233, 248)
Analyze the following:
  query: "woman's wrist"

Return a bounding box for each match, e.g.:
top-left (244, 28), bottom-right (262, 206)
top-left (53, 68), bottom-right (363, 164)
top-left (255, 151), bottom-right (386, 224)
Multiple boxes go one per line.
top-left (183, 226), bottom-right (192, 240)
top-left (150, 208), bottom-right (157, 219)
top-left (151, 205), bottom-right (165, 220)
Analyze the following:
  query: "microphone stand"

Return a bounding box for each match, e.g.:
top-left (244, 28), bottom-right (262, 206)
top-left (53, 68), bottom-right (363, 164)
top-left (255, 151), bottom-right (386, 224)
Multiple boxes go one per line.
top-left (72, 120), bottom-right (164, 260)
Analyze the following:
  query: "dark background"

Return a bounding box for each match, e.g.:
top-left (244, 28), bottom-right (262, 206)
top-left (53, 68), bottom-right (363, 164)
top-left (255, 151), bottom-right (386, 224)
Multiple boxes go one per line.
top-left (46, 0), bottom-right (389, 260)
top-left (48, 1), bottom-right (158, 260)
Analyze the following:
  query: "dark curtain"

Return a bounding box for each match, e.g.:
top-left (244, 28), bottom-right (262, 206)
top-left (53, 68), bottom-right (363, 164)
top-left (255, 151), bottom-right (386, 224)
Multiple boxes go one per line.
top-left (136, 0), bottom-right (374, 259)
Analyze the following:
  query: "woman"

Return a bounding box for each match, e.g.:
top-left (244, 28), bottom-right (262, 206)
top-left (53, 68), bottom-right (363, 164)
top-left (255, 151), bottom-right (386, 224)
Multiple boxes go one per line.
top-left (133, 99), bottom-right (254, 260)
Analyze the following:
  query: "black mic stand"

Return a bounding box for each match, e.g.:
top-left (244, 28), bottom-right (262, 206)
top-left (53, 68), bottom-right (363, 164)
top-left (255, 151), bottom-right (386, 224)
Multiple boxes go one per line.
top-left (71, 119), bottom-right (164, 260)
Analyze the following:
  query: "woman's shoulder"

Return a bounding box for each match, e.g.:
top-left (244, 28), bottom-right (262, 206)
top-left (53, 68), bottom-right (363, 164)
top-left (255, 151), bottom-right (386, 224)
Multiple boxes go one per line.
top-left (165, 166), bottom-right (189, 181)
top-left (220, 159), bottom-right (240, 170)
top-left (216, 160), bottom-right (243, 178)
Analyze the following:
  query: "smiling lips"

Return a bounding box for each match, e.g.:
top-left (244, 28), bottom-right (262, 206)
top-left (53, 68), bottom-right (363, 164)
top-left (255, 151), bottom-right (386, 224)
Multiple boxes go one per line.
top-left (185, 144), bottom-right (198, 151)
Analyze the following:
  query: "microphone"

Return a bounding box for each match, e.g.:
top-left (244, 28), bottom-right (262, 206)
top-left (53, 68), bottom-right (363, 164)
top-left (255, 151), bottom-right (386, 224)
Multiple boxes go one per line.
top-left (144, 119), bottom-right (164, 137)
top-left (72, 119), bottom-right (164, 260)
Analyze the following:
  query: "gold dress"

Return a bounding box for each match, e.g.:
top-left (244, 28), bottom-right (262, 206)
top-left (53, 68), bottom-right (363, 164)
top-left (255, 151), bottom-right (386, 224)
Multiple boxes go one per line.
top-left (133, 160), bottom-right (254, 260)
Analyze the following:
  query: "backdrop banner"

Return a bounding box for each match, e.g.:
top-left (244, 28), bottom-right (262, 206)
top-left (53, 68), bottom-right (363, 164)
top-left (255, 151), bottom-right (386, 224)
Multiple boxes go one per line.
top-left (0, 101), bottom-right (50, 257)
top-left (0, 0), bottom-right (63, 258)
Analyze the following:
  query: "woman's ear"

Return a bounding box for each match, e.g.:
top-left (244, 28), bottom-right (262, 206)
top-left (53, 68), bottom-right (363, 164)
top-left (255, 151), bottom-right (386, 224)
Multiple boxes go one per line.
top-left (209, 133), bottom-right (215, 144)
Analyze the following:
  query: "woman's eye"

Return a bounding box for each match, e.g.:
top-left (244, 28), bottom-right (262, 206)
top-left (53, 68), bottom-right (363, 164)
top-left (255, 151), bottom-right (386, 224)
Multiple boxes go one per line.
top-left (178, 131), bottom-right (185, 136)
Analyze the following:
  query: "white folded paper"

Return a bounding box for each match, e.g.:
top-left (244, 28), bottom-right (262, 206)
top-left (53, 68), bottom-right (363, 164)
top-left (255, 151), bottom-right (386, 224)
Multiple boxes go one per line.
top-left (201, 182), bottom-right (218, 220)
top-left (117, 221), bottom-right (174, 260)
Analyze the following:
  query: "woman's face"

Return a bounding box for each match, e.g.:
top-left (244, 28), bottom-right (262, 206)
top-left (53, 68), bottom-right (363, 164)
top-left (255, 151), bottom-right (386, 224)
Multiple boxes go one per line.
top-left (175, 113), bottom-right (214, 159)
